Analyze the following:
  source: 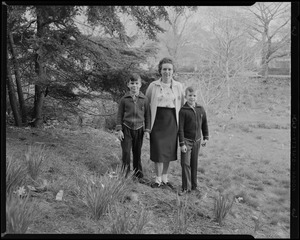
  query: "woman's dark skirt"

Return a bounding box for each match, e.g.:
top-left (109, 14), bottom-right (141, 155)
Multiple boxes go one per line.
top-left (150, 107), bottom-right (178, 163)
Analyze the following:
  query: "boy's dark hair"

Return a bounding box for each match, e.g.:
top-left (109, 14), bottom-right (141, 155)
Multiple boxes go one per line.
top-left (185, 86), bottom-right (197, 95)
top-left (158, 57), bottom-right (175, 75)
top-left (127, 73), bottom-right (141, 83)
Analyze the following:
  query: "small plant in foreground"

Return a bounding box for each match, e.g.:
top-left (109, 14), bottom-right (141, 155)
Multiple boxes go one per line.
top-left (172, 193), bottom-right (191, 234)
top-left (134, 206), bottom-right (151, 234)
top-left (108, 204), bottom-right (134, 234)
top-left (213, 192), bottom-right (234, 226)
top-left (108, 203), bottom-right (150, 234)
top-left (85, 165), bottom-right (134, 220)
top-left (6, 155), bottom-right (27, 195)
top-left (24, 145), bottom-right (47, 181)
top-left (6, 191), bottom-right (37, 233)
top-left (252, 214), bottom-right (264, 233)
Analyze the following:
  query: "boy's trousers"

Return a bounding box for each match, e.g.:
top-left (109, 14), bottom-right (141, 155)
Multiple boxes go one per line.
top-left (121, 125), bottom-right (144, 178)
top-left (180, 139), bottom-right (201, 190)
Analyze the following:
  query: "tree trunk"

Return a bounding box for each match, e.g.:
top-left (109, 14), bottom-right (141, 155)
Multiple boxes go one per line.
top-left (261, 32), bottom-right (269, 82)
top-left (33, 7), bottom-right (46, 128)
top-left (33, 84), bottom-right (45, 127)
top-left (7, 65), bottom-right (22, 126)
top-left (8, 32), bottom-right (27, 124)
top-left (261, 59), bottom-right (268, 81)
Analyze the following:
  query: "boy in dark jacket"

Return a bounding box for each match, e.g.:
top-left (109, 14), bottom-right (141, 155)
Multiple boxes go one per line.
top-left (178, 86), bottom-right (209, 196)
top-left (116, 73), bottom-right (150, 180)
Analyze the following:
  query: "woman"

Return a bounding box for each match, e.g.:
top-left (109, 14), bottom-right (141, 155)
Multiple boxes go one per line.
top-left (146, 58), bottom-right (184, 189)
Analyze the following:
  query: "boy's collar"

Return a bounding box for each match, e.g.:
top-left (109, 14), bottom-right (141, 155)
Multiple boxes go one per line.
top-left (183, 102), bottom-right (200, 108)
top-left (187, 102), bottom-right (196, 108)
top-left (130, 92), bottom-right (139, 96)
top-left (124, 91), bottom-right (145, 98)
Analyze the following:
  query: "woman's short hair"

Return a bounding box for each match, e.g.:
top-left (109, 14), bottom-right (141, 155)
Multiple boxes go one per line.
top-left (158, 57), bottom-right (175, 75)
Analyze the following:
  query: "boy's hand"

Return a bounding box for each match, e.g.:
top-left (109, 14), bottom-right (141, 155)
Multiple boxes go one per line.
top-left (117, 130), bottom-right (124, 141)
top-left (144, 132), bottom-right (150, 140)
top-left (201, 139), bottom-right (208, 147)
top-left (181, 145), bottom-right (187, 153)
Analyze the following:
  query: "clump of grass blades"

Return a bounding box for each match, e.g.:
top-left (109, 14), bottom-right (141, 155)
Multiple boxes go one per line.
top-left (6, 191), bottom-right (37, 233)
top-left (24, 145), bottom-right (46, 181)
top-left (108, 204), bottom-right (134, 234)
top-left (134, 206), bottom-right (151, 234)
top-left (6, 156), bottom-right (27, 195)
top-left (73, 169), bottom-right (88, 197)
top-left (172, 194), bottom-right (192, 234)
top-left (85, 165), bottom-right (134, 220)
top-left (108, 204), bottom-right (150, 234)
top-left (252, 215), bottom-right (264, 233)
top-left (213, 192), bottom-right (234, 226)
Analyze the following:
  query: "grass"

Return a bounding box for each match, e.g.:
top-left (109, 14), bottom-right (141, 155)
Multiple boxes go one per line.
top-left (171, 193), bottom-right (192, 234)
top-left (72, 168), bottom-right (89, 197)
top-left (6, 191), bottom-right (37, 233)
top-left (108, 204), bottom-right (135, 234)
top-left (4, 75), bottom-right (290, 237)
top-left (85, 165), bottom-right (134, 220)
top-left (262, 179), bottom-right (273, 186)
top-left (24, 145), bottom-right (47, 181)
top-left (6, 155), bottom-right (27, 195)
top-left (198, 167), bottom-right (205, 174)
top-left (252, 214), bottom-right (264, 234)
top-left (108, 203), bottom-right (151, 234)
top-left (213, 192), bottom-right (234, 226)
top-left (248, 181), bottom-right (264, 191)
top-left (142, 158), bottom-right (154, 179)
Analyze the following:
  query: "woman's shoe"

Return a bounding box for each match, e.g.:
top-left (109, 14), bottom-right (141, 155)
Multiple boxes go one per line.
top-left (151, 182), bottom-right (161, 188)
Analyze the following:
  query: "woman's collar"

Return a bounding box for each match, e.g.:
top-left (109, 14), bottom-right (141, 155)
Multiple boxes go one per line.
top-left (156, 78), bottom-right (175, 86)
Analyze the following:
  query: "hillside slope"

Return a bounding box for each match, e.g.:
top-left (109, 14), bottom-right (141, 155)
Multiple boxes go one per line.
top-left (5, 77), bottom-right (291, 237)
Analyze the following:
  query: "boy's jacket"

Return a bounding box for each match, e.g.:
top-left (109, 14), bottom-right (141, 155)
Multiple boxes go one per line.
top-left (179, 102), bottom-right (209, 146)
top-left (116, 91), bottom-right (151, 132)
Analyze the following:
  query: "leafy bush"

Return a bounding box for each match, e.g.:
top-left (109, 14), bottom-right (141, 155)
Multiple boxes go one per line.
top-left (213, 192), bottom-right (234, 226)
top-left (85, 165), bottom-right (134, 220)
top-left (6, 155), bottom-right (27, 195)
top-left (6, 191), bottom-right (37, 233)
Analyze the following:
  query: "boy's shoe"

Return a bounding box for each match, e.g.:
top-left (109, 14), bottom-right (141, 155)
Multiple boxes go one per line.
top-left (138, 177), bottom-right (150, 185)
top-left (151, 182), bottom-right (161, 188)
top-left (178, 189), bottom-right (191, 196)
top-left (191, 187), bottom-right (201, 196)
top-left (133, 171), bottom-right (143, 179)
